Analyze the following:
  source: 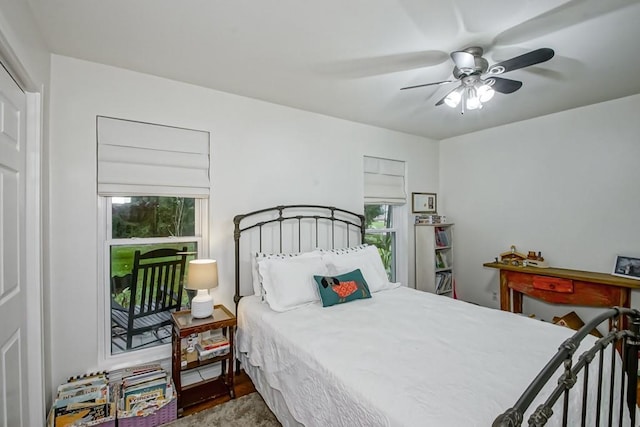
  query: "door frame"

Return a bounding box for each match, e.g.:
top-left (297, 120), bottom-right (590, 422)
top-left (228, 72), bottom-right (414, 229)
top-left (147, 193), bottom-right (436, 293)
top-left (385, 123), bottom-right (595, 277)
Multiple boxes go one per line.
top-left (0, 27), bottom-right (45, 424)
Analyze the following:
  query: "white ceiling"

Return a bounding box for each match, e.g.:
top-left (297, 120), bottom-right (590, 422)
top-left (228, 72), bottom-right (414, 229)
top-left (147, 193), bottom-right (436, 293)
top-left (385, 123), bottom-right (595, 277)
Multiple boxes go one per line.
top-left (26, 0), bottom-right (640, 140)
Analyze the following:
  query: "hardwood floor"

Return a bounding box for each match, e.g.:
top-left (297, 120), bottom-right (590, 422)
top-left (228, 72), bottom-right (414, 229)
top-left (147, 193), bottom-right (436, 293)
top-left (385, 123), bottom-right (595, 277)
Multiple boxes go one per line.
top-left (180, 370), bottom-right (257, 417)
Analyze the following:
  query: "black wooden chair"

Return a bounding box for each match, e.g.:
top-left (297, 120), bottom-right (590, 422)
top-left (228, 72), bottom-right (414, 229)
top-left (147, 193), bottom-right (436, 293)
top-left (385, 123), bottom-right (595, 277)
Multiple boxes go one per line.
top-left (111, 246), bottom-right (188, 350)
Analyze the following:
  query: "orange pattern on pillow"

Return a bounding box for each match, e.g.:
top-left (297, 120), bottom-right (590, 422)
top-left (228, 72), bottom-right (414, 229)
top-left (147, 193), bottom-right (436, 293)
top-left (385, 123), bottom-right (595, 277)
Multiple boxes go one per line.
top-left (331, 281), bottom-right (358, 299)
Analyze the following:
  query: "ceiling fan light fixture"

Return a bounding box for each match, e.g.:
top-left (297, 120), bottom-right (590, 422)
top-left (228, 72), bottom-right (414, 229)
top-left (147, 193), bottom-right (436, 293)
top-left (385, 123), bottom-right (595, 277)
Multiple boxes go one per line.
top-left (444, 87), bottom-right (463, 108)
top-left (477, 83), bottom-right (495, 103)
top-left (405, 46), bottom-right (555, 115)
top-left (465, 86), bottom-right (481, 110)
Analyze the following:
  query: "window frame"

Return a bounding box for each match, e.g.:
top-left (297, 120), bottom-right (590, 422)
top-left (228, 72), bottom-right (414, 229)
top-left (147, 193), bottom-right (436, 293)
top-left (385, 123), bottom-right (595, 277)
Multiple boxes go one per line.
top-left (364, 203), bottom-right (408, 284)
top-left (97, 196), bottom-right (208, 366)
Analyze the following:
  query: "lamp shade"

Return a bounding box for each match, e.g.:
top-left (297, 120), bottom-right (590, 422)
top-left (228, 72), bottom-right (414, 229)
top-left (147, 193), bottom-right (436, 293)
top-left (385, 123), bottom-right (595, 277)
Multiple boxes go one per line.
top-left (186, 259), bottom-right (219, 290)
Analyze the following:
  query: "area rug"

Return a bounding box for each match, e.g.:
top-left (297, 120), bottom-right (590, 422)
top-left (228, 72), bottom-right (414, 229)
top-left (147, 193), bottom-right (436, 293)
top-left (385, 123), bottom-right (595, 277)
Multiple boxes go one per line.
top-left (164, 393), bottom-right (281, 427)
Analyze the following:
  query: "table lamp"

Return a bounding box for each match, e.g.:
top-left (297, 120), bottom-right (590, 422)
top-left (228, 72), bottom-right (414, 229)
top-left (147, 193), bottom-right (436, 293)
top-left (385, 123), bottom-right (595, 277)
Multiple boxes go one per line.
top-left (186, 259), bottom-right (218, 318)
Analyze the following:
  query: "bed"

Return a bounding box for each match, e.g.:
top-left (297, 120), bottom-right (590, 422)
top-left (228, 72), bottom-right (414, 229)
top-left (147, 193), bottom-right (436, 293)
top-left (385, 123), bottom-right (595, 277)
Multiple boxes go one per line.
top-left (232, 205), bottom-right (640, 426)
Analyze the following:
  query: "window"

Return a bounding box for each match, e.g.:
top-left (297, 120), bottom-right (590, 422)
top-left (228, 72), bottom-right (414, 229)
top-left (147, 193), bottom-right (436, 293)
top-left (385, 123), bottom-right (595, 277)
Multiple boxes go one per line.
top-left (364, 204), bottom-right (397, 281)
top-left (107, 196), bottom-right (205, 355)
top-left (97, 116), bottom-right (211, 358)
top-left (363, 156), bottom-right (407, 284)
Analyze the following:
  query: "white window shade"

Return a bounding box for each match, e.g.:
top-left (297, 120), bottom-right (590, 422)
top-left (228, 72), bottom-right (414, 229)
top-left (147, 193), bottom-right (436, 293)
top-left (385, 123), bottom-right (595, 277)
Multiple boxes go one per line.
top-left (97, 117), bottom-right (210, 197)
top-left (364, 156), bottom-right (406, 205)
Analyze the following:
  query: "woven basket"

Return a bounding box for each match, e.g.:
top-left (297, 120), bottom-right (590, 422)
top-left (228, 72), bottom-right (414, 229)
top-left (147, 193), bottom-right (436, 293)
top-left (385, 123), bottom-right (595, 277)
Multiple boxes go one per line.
top-left (118, 397), bottom-right (177, 427)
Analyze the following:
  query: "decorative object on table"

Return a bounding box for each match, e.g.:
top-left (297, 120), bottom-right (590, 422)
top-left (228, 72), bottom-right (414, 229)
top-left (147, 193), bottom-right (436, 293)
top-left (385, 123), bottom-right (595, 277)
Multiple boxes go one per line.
top-left (552, 311), bottom-right (603, 338)
top-left (523, 250), bottom-right (549, 268)
top-left (186, 259), bottom-right (218, 318)
top-left (499, 245), bottom-right (527, 266)
top-left (186, 333), bottom-right (198, 352)
top-left (612, 255), bottom-right (640, 280)
top-left (411, 192), bottom-right (437, 214)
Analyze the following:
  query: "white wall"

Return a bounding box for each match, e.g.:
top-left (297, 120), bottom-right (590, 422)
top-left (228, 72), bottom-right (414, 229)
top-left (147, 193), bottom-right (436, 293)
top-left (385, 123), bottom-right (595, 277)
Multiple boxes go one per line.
top-left (440, 94), bottom-right (640, 323)
top-left (47, 54), bottom-right (438, 394)
top-left (0, 0), bottom-right (49, 88)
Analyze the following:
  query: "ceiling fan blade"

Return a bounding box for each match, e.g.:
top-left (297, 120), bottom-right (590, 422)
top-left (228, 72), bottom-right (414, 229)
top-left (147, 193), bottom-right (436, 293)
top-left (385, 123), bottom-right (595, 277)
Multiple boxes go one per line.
top-left (450, 51), bottom-right (476, 71)
top-left (488, 48), bottom-right (554, 75)
top-left (400, 80), bottom-right (453, 91)
top-left (487, 77), bottom-right (523, 94)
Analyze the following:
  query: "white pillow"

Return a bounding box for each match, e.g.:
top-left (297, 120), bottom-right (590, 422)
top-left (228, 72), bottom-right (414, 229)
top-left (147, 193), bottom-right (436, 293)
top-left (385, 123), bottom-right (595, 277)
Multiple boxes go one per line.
top-left (322, 245), bottom-right (398, 293)
top-left (257, 255), bottom-right (327, 312)
top-left (251, 250), bottom-right (321, 297)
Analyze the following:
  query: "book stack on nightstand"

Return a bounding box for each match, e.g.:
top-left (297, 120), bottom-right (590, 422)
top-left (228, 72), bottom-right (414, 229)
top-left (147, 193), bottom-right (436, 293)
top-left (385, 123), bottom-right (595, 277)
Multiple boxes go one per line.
top-left (196, 329), bottom-right (230, 361)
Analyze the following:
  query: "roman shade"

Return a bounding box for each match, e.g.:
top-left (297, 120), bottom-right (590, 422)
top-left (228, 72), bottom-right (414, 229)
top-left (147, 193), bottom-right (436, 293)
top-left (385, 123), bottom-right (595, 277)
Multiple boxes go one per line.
top-left (363, 156), bottom-right (406, 205)
top-left (97, 116), bottom-right (210, 197)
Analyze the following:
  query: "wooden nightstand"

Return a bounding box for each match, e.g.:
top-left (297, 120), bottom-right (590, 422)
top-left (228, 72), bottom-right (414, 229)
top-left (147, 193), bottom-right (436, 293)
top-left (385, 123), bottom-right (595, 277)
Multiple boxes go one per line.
top-left (171, 305), bottom-right (236, 413)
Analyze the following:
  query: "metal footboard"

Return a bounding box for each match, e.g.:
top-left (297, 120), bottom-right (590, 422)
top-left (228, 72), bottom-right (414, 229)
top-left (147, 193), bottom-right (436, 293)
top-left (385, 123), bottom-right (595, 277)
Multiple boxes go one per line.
top-left (494, 307), bottom-right (640, 427)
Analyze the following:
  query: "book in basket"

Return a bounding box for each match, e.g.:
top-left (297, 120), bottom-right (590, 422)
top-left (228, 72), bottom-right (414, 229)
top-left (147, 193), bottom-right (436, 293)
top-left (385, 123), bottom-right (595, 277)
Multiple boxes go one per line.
top-left (56, 382), bottom-right (109, 408)
top-left (123, 377), bottom-right (168, 411)
top-left (54, 402), bottom-right (110, 427)
top-left (122, 369), bottom-right (166, 388)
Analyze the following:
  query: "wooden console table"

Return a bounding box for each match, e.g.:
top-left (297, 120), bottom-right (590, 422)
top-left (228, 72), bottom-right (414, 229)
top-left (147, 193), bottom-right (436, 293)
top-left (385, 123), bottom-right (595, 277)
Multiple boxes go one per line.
top-left (483, 262), bottom-right (640, 314)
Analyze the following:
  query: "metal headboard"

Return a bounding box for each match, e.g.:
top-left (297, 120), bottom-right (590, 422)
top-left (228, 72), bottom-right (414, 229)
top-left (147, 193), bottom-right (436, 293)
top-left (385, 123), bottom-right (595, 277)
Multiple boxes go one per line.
top-left (233, 205), bottom-right (365, 308)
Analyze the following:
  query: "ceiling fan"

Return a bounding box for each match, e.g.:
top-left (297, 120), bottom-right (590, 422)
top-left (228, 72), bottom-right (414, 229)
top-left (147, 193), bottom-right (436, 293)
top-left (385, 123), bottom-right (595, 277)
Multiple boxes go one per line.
top-left (401, 47), bottom-right (555, 113)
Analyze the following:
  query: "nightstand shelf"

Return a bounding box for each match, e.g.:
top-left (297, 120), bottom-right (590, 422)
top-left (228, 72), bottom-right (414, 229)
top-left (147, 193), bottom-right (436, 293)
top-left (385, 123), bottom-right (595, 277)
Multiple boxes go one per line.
top-left (171, 305), bottom-right (236, 413)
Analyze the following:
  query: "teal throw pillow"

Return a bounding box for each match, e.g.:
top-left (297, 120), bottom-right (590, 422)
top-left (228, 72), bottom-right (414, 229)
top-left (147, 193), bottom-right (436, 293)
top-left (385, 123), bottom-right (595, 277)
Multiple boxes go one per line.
top-left (313, 269), bottom-right (371, 307)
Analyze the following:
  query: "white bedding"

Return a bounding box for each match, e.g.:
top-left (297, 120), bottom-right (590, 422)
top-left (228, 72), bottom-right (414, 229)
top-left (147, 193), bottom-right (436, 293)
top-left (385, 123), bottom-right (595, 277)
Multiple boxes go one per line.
top-left (237, 286), bottom-right (628, 426)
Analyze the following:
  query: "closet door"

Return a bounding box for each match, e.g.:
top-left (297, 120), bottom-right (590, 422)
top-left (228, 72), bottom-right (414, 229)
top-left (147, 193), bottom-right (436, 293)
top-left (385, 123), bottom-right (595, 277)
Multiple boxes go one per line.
top-left (0, 62), bottom-right (30, 427)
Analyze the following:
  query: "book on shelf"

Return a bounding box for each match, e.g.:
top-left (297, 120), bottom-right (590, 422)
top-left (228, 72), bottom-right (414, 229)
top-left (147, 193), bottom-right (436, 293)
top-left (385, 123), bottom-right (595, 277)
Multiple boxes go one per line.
top-left (435, 252), bottom-right (447, 269)
top-left (198, 336), bottom-right (229, 351)
top-left (196, 331), bottom-right (230, 358)
top-left (435, 231), bottom-right (443, 246)
top-left (198, 345), bottom-right (230, 361)
top-left (436, 272), bottom-right (453, 293)
top-left (435, 228), bottom-right (449, 247)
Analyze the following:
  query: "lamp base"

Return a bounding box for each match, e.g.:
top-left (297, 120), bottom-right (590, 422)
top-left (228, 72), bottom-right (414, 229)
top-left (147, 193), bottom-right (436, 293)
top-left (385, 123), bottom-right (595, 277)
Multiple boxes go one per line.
top-left (191, 289), bottom-right (214, 318)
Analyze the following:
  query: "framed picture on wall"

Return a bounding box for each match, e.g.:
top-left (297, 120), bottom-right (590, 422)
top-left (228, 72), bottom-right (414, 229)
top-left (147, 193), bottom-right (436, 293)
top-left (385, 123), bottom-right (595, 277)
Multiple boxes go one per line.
top-left (412, 192), bottom-right (437, 214)
top-left (612, 255), bottom-right (640, 280)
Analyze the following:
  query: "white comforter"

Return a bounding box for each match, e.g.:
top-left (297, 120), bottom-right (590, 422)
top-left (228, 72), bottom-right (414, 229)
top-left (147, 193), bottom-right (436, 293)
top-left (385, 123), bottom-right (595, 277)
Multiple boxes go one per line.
top-left (237, 286), bottom-right (628, 427)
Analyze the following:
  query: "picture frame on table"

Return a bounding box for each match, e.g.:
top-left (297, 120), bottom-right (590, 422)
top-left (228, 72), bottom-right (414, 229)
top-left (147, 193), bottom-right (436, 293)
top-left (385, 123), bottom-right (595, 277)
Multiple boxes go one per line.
top-left (412, 192), bottom-right (437, 214)
top-left (612, 255), bottom-right (640, 280)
